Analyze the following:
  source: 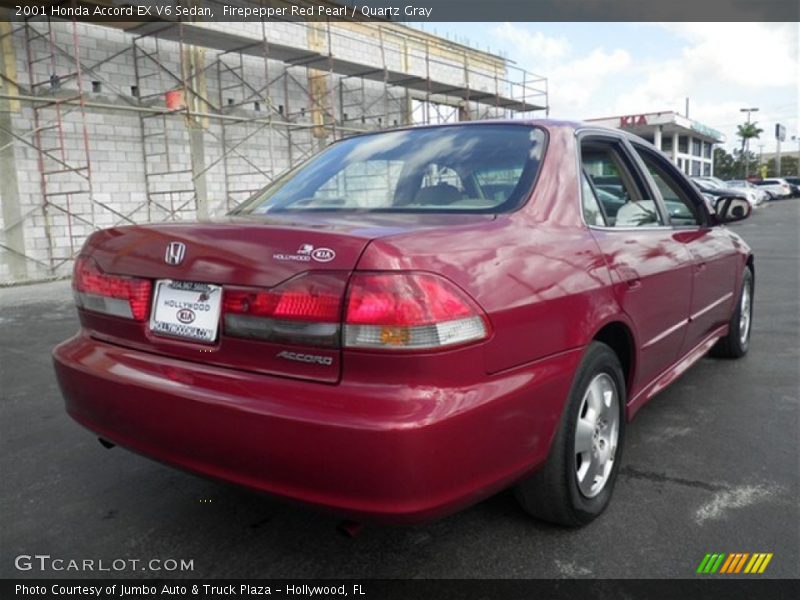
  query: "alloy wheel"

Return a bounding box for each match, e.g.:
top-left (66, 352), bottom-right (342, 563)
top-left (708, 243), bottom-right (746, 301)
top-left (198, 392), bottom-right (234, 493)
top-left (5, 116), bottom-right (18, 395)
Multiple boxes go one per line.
top-left (574, 373), bottom-right (620, 498)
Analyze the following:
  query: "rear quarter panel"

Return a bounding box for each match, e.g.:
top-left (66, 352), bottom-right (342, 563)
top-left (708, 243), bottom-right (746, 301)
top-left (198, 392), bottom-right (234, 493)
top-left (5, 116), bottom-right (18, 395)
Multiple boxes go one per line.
top-left (356, 126), bottom-right (618, 374)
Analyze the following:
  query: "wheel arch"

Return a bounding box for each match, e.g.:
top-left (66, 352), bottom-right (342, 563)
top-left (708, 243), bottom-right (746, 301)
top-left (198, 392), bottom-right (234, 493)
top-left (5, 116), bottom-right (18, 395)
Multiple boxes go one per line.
top-left (591, 320), bottom-right (636, 407)
top-left (746, 253), bottom-right (755, 275)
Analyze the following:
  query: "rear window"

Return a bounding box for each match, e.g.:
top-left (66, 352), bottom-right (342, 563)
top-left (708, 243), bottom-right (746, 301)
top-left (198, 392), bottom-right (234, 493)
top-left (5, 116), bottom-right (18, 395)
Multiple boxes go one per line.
top-left (233, 125), bottom-right (546, 215)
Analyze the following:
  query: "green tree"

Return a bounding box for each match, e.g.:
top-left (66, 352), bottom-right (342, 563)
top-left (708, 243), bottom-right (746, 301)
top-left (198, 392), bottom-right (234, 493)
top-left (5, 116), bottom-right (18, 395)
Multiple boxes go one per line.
top-left (766, 155), bottom-right (799, 177)
top-left (713, 147), bottom-right (737, 179)
top-left (713, 147), bottom-right (759, 180)
top-left (733, 149), bottom-right (759, 179)
top-left (736, 122), bottom-right (764, 177)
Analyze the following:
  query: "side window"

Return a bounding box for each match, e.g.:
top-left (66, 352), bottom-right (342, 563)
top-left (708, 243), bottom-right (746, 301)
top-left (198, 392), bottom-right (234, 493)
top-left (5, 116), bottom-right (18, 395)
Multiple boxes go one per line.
top-left (632, 146), bottom-right (703, 227)
top-left (581, 140), bottom-right (663, 227)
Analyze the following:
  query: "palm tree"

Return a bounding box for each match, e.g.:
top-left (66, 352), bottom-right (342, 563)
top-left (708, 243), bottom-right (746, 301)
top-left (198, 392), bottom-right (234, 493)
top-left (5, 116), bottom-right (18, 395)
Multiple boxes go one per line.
top-left (737, 122), bottom-right (764, 177)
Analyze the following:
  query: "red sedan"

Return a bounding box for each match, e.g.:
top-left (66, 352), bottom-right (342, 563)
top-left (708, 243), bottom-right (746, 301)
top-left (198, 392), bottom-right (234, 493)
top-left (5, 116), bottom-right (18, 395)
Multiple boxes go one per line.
top-left (54, 121), bottom-right (754, 526)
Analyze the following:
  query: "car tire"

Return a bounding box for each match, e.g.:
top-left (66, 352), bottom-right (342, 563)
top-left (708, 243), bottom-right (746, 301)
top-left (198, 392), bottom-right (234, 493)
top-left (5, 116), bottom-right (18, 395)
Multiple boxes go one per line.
top-left (710, 267), bottom-right (753, 359)
top-left (514, 341), bottom-right (626, 527)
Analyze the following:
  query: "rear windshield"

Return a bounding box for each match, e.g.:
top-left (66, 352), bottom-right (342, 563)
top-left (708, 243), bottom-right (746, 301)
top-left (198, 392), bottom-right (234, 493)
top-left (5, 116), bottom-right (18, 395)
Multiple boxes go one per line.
top-left (232, 124), bottom-right (546, 215)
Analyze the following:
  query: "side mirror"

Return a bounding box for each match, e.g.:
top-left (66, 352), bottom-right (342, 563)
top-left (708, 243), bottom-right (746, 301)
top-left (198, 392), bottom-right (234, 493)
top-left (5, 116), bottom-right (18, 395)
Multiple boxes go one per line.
top-left (714, 196), bottom-right (752, 223)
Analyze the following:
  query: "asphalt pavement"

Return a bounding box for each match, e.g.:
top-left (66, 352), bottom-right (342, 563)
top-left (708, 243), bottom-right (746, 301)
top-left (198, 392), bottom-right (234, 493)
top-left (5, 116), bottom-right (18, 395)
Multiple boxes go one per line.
top-left (1, 199), bottom-right (798, 579)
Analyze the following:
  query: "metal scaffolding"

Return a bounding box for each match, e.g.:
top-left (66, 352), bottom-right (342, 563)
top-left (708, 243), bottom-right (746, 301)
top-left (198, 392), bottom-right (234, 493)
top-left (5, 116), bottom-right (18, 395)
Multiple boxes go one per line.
top-left (0, 11), bottom-right (548, 284)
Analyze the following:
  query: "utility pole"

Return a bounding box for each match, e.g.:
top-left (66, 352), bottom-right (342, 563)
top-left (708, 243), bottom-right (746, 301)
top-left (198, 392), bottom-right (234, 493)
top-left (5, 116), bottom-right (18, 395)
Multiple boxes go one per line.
top-left (740, 106), bottom-right (759, 178)
top-left (774, 124), bottom-right (787, 177)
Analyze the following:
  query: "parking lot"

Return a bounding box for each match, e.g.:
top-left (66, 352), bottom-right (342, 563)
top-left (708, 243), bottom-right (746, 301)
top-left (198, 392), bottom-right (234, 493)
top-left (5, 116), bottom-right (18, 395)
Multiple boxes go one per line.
top-left (1, 200), bottom-right (797, 579)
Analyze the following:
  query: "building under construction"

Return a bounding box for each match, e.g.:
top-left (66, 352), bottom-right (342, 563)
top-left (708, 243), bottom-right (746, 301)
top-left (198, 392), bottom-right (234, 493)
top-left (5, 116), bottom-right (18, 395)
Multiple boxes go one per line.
top-left (0, 2), bottom-right (548, 285)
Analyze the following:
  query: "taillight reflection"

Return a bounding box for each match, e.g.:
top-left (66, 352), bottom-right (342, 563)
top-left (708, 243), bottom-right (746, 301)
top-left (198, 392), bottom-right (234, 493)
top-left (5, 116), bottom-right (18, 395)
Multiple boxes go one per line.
top-left (222, 272), bottom-right (348, 347)
top-left (73, 256), bottom-right (152, 321)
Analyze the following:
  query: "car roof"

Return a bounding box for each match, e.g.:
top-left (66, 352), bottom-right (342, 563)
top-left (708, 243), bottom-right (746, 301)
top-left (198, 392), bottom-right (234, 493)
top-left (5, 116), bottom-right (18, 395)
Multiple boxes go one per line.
top-left (326, 118), bottom-right (669, 160)
top-left (334, 118), bottom-right (623, 140)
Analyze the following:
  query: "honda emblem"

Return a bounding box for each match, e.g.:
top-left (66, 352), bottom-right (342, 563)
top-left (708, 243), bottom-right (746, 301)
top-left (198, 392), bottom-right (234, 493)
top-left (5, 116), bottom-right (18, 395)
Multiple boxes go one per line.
top-left (165, 241), bottom-right (186, 266)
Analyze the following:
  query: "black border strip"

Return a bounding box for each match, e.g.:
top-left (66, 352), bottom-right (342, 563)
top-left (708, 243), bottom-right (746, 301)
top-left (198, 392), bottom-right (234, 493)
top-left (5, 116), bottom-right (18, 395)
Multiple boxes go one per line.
top-left (3, 579), bottom-right (800, 600)
top-left (0, 0), bottom-right (798, 22)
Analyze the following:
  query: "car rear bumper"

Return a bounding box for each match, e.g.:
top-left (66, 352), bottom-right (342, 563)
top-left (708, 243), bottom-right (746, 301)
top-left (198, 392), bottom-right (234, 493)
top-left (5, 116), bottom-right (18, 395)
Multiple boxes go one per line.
top-left (53, 333), bottom-right (581, 523)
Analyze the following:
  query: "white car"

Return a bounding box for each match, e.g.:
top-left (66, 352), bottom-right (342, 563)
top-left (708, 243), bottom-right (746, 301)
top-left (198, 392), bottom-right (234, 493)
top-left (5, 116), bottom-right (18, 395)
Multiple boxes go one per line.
top-left (695, 177), bottom-right (761, 207)
top-left (753, 178), bottom-right (793, 199)
top-left (726, 180), bottom-right (771, 204)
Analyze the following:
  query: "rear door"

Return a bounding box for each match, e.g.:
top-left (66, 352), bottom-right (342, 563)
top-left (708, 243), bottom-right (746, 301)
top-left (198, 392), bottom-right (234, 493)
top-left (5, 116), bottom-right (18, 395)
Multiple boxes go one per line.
top-left (580, 134), bottom-right (695, 394)
top-left (628, 142), bottom-right (740, 355)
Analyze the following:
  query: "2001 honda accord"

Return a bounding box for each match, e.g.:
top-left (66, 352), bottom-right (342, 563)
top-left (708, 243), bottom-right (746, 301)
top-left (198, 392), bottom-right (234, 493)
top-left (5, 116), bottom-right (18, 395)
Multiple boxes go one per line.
top-left (54, 121), bottom-right (754, 526)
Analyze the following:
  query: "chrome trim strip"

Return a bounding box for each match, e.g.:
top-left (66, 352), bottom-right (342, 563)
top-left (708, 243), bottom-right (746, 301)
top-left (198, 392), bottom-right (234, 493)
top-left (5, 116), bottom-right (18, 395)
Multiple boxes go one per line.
top-left (690, 291), bottom-right (734, 321)
top-left (642, 318), bottom-right (689, 349)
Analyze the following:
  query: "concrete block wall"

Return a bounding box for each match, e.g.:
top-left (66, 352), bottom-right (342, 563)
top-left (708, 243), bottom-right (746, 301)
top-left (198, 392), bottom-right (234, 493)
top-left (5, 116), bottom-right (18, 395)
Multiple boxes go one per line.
top-left (0, 20), bottom-right (515, 284)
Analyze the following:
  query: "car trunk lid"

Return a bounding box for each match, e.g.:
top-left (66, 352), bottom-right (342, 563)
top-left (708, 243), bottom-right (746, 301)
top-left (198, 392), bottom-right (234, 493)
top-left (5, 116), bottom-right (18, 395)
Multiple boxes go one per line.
top-left (75, 213), bottom-right (492, 383)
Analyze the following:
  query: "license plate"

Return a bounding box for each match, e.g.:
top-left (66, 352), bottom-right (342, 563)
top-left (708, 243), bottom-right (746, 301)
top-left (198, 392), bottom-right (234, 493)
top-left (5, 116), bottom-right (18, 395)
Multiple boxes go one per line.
top-left (149, 280), bottom-right (222, 343)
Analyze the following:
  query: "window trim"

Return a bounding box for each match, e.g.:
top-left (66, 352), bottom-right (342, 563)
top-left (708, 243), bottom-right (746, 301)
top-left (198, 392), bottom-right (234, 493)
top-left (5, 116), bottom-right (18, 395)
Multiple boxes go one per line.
top-left (627, 140), bottom-right (711, 229)
top-left (581, 169), bottom-right (610, 227)
top-left (575, 129), bottom-right (671, 231)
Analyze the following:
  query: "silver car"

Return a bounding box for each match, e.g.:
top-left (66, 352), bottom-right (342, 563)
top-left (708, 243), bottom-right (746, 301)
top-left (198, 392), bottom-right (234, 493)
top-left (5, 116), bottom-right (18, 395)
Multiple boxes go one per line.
top-left (727, 180), bottom-right (770, 204)
top-left (753, 178), bottom-right (793, 199)
top-left (695, 177), bottom-right (760, 207)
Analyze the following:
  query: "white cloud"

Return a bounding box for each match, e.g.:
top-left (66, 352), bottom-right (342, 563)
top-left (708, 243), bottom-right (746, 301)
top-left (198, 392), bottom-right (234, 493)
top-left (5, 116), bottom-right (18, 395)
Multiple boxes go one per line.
top-left (490, 23), bottom-right (631, 114)
top-left (549, 48), bottom-right (633, 112)
top-left (487, 22), bottom-right (798, 152)
top-left (661, 23), bottom-right (798, 90)
top-left (611, 24), bottom-right (798, 150)
top-left (489, 22), bottom-right (570, 61)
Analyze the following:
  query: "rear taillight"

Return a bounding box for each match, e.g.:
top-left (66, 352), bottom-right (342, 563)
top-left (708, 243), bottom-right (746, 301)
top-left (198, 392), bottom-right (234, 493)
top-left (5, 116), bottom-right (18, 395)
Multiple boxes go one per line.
top-left (73, 256), bottom-right (152, 321)
top-left (221, 271), bottom-right (489, 351)
top-left (222, 272), bottom-right (347, 347)
top-left (343, 272), bottom-right (489, 350)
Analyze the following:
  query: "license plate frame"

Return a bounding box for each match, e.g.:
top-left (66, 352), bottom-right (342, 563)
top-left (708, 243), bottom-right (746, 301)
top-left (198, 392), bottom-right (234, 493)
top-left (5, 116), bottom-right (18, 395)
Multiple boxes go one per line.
top-left (149, 279), bottom-right (222, 343)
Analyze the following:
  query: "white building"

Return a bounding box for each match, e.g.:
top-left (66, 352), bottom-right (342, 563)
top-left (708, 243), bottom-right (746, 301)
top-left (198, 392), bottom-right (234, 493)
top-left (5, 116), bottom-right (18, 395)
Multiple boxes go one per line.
top-left (585, 111), bottom-right (724, 177)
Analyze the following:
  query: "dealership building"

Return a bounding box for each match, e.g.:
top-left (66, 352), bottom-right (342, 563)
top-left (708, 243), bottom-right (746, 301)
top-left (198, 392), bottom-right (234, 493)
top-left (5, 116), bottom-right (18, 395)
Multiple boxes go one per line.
top-left (585, 111), bottom-right (725, 177)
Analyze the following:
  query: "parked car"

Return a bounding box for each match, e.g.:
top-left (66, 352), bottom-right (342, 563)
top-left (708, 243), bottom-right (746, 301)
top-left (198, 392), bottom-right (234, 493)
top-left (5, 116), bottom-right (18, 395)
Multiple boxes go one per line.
top-left (690, 178), bottom-right (755, 207)
top-left (726, 179), bottom-right (771, 204)
top-left (781, 176), bottom-right (800, 196)
top-left (54, 121), bottom-right (754, 527)
top-left (694, 176), bottom-right (761, 207)
top-left (753, 178), bottom-right (793, 199)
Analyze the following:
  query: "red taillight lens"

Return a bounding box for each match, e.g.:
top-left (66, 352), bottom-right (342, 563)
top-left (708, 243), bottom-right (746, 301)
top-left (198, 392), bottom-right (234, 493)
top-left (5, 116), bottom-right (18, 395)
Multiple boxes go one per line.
top-left (222, 272), bottom-right (347, 347)
top-left (223, 277), bottom-right (342, 321)
top-left (73, 257), bottom-right (152, 321)
top-left (221, 271), bottom-right (488, 351)
top-left (345, 273), bottom-right (476, 326)
top-left (344, 272), bottom-right (489, 350)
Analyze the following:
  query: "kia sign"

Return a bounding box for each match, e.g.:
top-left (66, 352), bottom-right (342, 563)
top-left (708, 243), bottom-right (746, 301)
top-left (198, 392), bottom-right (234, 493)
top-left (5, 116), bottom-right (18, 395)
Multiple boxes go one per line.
top-left (619, 115), bottom-right (648, 127)
top-left (776, 124), bottom-right (786, 142)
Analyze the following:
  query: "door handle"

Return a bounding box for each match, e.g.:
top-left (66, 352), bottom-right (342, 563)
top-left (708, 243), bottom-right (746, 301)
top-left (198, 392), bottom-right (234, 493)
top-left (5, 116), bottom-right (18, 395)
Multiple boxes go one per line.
top-left (617, 266), bottom-right (641, 289)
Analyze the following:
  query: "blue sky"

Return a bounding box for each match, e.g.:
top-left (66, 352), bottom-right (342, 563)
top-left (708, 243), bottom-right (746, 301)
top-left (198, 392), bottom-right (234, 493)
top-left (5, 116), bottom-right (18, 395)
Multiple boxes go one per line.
top-left (412, 22), bottom-right (799, 155)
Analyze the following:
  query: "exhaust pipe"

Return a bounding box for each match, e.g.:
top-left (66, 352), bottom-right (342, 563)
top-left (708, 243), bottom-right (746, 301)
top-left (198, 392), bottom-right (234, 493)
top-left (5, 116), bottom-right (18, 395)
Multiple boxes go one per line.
top-left (98, 438), bottom-right (115, 449)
